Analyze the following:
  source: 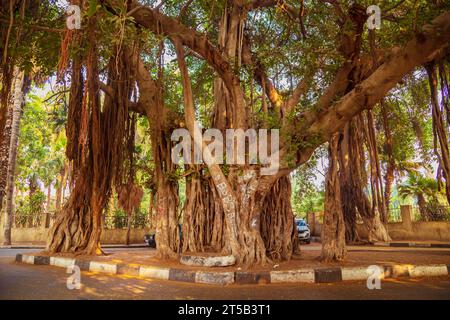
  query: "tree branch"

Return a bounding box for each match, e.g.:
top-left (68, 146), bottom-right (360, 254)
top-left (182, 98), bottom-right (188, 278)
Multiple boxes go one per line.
top-left (101, 0), bottom-right (247, 128)
top-left (302, 10), bottom-right (450, 158)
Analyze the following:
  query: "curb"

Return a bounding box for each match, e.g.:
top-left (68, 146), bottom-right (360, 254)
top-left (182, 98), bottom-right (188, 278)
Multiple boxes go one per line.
top-left (306, 239), bottom-right (450, 249)
top-left (373, 242), bottom-right (450, 248)
top-left (1, 244), bottom-right (149, 250)
top-left (15, 253), bottom-right (450, 286)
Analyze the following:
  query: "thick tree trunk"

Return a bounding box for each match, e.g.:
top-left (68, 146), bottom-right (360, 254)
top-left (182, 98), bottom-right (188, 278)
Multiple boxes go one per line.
top-left (339, 121), bottom-right (364, 243)
top-left (155, 177), bottom-right (180, 258)
top-left (321, 135), bottom-right (347, 262)
top-left (182, 170), bottom-right (219, 253)
top-left (149, 97), bottom-right (180, 258)
top-left (208, 177), bottom-right (226, 251)
top-left (232, 171), bottom-right (271, 266)
top-left (3, 68), bottom-right (25, 245)
top-left (260, 176), bottom-right (297, 261)
top-left (46, 171), bottom-right (102, 254)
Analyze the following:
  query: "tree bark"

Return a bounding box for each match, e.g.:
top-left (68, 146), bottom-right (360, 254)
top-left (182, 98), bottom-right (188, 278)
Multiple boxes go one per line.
top-left (426, 62), bottom-right (450, 205)
top-left (175, 39), bottom-right (270, 265)
top-left (182, 169), bottom-right (223, 253)
top-left (46, 171), bottom-right (99, 253)
top-left (55, 161), bottom-right (67, 211)
top-left (321, 134), bottom-right (347, 262)
top-left (3, 67), bottom-right (25, 245)
top-left (260, 176), bottom-right (297, 261)
top-left (0, 91), bottom-right (13, 214)
top-left (381, 101), bottom-right (395, 220)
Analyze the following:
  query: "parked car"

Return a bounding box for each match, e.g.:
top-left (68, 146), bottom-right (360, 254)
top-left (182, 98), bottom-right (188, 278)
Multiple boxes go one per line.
top-left (295, 219), bottom-right (311, 244)
top-left (144, 224), bottom-right (183, 248)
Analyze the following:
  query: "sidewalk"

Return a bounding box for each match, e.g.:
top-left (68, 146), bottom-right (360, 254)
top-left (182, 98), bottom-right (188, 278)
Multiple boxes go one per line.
top-left (15, 246), bottom-right (450, 285)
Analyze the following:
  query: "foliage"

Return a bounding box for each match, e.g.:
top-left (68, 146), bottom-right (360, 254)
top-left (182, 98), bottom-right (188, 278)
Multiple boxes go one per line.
top-left (15, 189), bottom-right (46, 215)
top-left (398, 172), bottom-right (444, 204)
top-left (15, 91), bottom-right (66, 209)
top-left (291, 147), bottom-right (326, 216)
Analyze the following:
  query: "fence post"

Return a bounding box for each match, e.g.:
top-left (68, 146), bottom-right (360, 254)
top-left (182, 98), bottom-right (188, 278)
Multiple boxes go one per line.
top-left (400, 205), bottom-right (413, 231)
top-left (39, 213), bottom-right (47, 230)
top-left (307, 212), bottom-right (315, 235)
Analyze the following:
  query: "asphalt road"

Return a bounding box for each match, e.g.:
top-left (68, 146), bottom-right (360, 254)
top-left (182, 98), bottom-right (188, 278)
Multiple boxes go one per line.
top-left (0, 249), bottom-right (449, 300)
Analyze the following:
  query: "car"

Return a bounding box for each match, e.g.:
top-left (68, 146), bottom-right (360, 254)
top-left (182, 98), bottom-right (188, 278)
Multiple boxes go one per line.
top-left (295, 219), bottom-right (311, 244)
top-left (144, 224), bottom-right (183, 248)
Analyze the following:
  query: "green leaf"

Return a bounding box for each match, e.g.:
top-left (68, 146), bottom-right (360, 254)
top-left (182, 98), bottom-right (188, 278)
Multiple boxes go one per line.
top-left (87, 0), bottom-right (99, 17)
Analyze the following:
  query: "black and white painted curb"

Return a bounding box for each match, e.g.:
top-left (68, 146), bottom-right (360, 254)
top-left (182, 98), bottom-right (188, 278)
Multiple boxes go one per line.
top-left (15, 253), bottom-right (450, 286)
top-left (306, 238), bottom-right (450, 249)
top-left (373, 242), bottom-right (450, 248)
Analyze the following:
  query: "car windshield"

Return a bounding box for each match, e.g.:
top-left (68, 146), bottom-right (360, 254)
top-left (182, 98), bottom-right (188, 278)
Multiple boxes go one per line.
top-left (296, 220), bottom-right (307, 227)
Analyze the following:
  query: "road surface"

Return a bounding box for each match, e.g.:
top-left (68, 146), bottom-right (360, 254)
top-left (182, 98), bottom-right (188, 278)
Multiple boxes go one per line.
top-left (0, 248), bottom-right (449, 300)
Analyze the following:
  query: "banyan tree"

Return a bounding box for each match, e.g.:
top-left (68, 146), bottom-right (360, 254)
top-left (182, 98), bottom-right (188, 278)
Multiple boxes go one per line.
top-left (1, 0), bottom-right (449, 265)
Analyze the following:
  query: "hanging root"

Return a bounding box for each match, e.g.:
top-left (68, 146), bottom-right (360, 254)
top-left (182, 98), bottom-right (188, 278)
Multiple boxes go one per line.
top-left (260, 176), bottom-right (296, 261)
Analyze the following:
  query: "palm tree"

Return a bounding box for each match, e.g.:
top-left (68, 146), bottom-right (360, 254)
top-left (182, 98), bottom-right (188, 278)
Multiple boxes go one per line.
top-left (3, 68), bottom-right (26, 245)
top-left (0, 100), bottom-right (13, 213)
top-left (398, 172), bottom-right (441, 220)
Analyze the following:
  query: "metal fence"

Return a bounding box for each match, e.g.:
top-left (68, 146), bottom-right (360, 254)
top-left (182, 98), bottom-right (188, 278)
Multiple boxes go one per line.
top-left (12, 212), bottom-right (56, 228)
top-left (412, 205), bottom-right (450, 222)
top-left (103, 213), bottom-right (150, 230)
top-left (388, 207), bottom-right (402, 223)
top-left (388, 205), bottom-right (450, 223)
top-left (11, 212), bottom-right (150, 229)
top-left (388, 203), bottom-right (450, 222)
